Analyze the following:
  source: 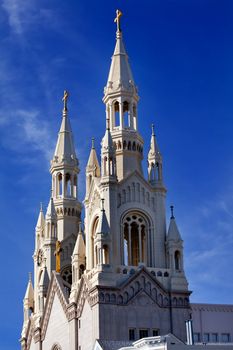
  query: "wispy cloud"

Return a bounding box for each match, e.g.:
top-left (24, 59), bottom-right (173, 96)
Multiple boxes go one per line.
top-left (0, 108), bottom-right (54, 161)
top-left (2, 0), bottom-right (34, 35)
top-left (2, 0), bottom-right (59, 36)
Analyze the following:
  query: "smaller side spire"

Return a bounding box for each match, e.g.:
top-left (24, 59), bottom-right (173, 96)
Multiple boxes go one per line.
top-left (101, 124), bottom-right (116, 180)
top-left (86, 138), bottom-right (100, 177)
top-left (23, 273), bottom-right (34, 321)
top-left (36, 203), bottom-right (45, 230)
top-left (96, 199), bottom-right (110, 235)
top-left (148, 123), bottom-right (163, 186)
top-left (71, 222), bottom-right (85, 284)
top-left (45, 195), bottom-right (57, 221)
top-left (167, 206), bottom-right (182, 242)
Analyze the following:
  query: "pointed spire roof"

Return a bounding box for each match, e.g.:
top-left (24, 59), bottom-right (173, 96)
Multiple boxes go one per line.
top-left (97, 199), bottom-right (110, 235)
top-left (39, 266), bottom-right (50, 293)
top-left (24, 273), bottom-right (34, 308)
top-left (104, 12), bottom-right (137, 98)
top-left (45, 195), bottom-right (57, 220)
top-left (73, 222), bottom-right (85, 258)
top-left (36, 203), bottom-right (45, 230)
top-left (148, 124), bottom-right (160, 159)
top-left (102, 119), bottom-right (114, 151)
top-left (52, 91), bottom-right (77, 165)
top-left (167, 206), bottom-right (182, 241)
top-left (86, 138), bottom-right (100, 176)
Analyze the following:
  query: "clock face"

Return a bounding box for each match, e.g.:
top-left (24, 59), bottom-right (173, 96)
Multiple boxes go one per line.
top-left (37, 249), bottom-right (43, 266)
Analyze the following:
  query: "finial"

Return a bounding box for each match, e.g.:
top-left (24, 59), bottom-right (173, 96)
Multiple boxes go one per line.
top-left (78, 221), bottom-right (82, 233)
top-left (62, 90), bottom-right (69, 112)
top-left (101, 198), bottom-right (105, 211)
top-left (92, 137), bottom-right (95, 149)
top-left (40, 202), bottom-right (43, 211)
top-left (50, 188), bottom-right (53, 198)
top-left (152, 123), bottom-right (155, 136)
top-left (114, 9), bottom-right (123, 32)
top-left (170, 205), bottom-right (175, 219)
top-left (29, 272), bottom-right (32, 282)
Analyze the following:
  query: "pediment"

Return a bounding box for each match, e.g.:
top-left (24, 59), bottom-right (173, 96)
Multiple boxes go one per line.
top-left (117, 267), bottom-right (169, 308)
top-left (118, 170), bottom-right (152, 191)
top-left (117, 171), bottom-right (157, 212)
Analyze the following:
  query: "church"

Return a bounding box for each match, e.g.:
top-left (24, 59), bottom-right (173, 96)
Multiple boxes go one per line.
top-left (20, 10), bottom-right (233, 350)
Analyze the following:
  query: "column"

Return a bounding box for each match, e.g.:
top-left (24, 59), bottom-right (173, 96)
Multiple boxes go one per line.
top-left (128, 225), bottom-right (132, 265)
top-left (119, 101), bottom-right (123, 129)
top-left (62, 172), bottom-right (65, 198)
top-left (139, 225), bottom-right (142, 263)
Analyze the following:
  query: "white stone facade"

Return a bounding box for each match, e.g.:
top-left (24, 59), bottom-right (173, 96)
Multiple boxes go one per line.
top-left (20, 13), bottom-right (232, 350)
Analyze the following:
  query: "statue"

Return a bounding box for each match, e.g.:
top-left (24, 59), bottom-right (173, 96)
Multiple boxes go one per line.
top-left (55, 240), bottom-right (62, 273)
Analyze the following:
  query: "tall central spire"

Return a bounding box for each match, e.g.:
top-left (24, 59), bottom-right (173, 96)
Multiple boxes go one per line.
top-left (102, 10), bottom-right (143, 180)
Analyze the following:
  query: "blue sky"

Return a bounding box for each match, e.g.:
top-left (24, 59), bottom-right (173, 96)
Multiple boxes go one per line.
top-left (0, 1), bottom-right (233, 349)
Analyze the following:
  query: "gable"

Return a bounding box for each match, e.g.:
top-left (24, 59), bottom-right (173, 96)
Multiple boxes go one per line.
top-left (117, 171), bottom-right (157, 213)
top-left (41, 272), bottom-right (69, 341)
top-left (42, 294), bottom-right (69, 350)
top-left (117, 268), bottom-right (169, 308)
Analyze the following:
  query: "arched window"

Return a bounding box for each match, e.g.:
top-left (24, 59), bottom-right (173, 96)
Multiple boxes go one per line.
top-left (123, 214), bottom-right (147, 266)
top-left (58, 173), bottom-right (62, 196)
top-left (73, 175), bottom-right (77, 198)
top-left (114, 101), bottom-right (120, 127)
top-left (79, 264), bottom-right (85, 279)
top-left (92, 217), bottom-right (99, 268)
top-left (175, 250), bottom-right (181, 270)
top-left (133, 104), bottom-right (137, 129)
top-left (65, 173), bottom-right (72, 197)
top-left (123, 101), bottom-right (129, 127)
top-left (103, 245), bottom-right (109, 264)
top-left (51, 344), bottom-right (62, 350)
top-left (61, 266), bottom-right (72, 285)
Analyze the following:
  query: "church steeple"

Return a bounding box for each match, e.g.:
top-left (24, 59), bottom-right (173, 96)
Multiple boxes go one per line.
top-left (52, 91), bottom-right (78, 166)
top-left (50, 91), bottom-right (81, 241)
top-left (103, 10), bottom-right (143, 181)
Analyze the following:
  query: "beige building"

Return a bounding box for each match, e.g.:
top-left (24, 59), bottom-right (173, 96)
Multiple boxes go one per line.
top-left (20, 12), bottom-right (233, 350)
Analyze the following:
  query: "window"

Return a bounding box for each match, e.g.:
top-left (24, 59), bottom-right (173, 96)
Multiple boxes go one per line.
top-left (114, 101), bottom-right (120, 127)
top-left (174, 251), bottom-right (181, 270)
top-left (203, 333), bottom-right (210, 343)
top-left (222, 333), bottom-right (230, 343)
top-left (129, 329), bottom-right (135, 341)
top-left (193, 333), bottom-right (200, 343)
top-left (139, 329), bottom-right (148, 339)
top-left (153, 329), bottom-right (159, 336)
top-left (123, 214), bottom-right (147, 266)
top-left (212, 333), bottom-right (218, 343)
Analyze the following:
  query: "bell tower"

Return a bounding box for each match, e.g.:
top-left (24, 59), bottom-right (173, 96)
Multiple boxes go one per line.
top-left (103, 10), bottom-right (143, 181)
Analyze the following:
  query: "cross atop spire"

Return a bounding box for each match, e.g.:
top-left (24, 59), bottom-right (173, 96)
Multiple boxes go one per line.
top-left (170, 205), bottom-right (175, 219)
top-left (62, 90), bottom-right (69, 112)
top-left (114, 9), bottom-right (123, 32)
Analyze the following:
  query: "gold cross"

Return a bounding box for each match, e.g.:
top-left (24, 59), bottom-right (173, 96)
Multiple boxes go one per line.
top-left (55, 240), bottom-right (62, 273)
top-left (62, 90), bottom-right (69, 110)
top-left (114, 9), bottom-right (122, 32)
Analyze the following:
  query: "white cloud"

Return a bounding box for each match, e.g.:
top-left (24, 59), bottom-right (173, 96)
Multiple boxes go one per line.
top-left (1, 0), bottom-right (59, 36)
top-left (2, 0), bottom-right (32, 35)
